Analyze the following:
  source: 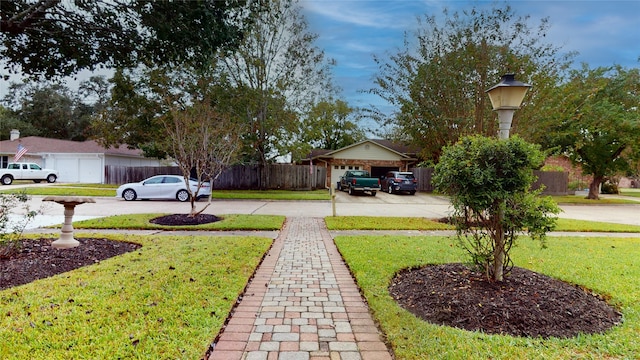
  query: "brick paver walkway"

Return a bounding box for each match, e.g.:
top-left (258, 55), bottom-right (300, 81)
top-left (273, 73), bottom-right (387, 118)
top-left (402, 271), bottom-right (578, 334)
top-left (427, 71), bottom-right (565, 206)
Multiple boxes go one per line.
top-left (208, 217), bottom-right (393, 360)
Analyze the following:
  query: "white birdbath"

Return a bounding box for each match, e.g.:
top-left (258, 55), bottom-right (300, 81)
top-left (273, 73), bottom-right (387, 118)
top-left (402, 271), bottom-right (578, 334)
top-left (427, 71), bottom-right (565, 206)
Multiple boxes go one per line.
top-left (43, 196), bottom-right (96, 249)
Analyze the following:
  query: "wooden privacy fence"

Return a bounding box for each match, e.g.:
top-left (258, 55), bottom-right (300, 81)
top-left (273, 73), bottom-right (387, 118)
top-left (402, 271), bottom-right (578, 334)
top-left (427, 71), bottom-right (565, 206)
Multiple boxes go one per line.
top-left (105, 164), bottom-right (326, 190)
top-left (410, 168), bottom-right (568, 195)
top-left (531, 171), bottom-right (569, 195)
top-left (106, 165), bottom-right (565, 194)
top-left (410, 167), bottom-right (435, 192)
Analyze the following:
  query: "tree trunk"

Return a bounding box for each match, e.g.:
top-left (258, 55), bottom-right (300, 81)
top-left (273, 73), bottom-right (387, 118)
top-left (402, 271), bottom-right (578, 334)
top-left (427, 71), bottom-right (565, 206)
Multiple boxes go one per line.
top-left (587, 175), bottom-right (603, 200)
top-left (493, 207), bottom-right (505, 282)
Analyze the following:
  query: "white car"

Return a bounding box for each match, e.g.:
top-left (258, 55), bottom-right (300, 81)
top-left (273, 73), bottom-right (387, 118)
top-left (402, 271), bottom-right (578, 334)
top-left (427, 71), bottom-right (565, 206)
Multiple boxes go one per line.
top-left (116, 175), bottom-right (211, 202)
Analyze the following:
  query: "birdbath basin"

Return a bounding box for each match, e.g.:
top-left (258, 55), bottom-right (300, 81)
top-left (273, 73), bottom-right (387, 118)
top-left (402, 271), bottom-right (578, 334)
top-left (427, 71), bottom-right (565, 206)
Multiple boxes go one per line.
top-left (43, 196), bottom-right (96, 249)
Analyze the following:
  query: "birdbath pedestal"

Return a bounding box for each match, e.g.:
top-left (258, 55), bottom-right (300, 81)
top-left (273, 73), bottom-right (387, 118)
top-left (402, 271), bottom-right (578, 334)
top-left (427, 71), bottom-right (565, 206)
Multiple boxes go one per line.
top-left (43, 196), bottom-right (96, 249)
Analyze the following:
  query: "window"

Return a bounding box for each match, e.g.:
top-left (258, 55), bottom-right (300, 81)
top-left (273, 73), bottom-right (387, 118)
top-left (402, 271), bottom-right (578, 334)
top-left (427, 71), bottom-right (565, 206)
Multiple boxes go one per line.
top-left (145, 177), bottom-right (164, 185)
top-left (164, 177), bottom-right (181, 184)
top-left (340, 166), bottom-right (345, 170)
top-left (334, 165), bottom-right (339, 169)
top-left (29, 164), bottom-right (42, 170)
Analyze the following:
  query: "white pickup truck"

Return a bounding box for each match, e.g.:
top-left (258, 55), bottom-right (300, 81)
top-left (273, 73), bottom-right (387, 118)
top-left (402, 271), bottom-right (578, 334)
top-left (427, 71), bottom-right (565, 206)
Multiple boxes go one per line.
top-left (0, 162), bottom-right (59, 185)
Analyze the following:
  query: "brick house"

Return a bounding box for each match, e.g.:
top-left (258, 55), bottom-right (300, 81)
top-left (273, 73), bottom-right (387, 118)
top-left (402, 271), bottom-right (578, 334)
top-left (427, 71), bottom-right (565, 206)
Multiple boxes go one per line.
top-left (303, 139), bottom-right (419, 189)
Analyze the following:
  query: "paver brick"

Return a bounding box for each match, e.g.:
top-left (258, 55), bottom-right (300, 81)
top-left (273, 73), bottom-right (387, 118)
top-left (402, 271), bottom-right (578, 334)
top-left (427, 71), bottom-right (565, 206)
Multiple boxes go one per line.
top-left (209, 218), bottom-right (392, 360)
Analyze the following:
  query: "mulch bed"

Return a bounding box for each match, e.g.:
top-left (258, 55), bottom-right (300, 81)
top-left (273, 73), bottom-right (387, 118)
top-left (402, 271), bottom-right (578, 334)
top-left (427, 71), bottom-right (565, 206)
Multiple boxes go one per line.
top-left (389, 263), bottom-right (623, 338)
top-left (1, 214), bottom-right (217, 290)
top-left (1, 238), bottom-right (141, 290)
top-left (149, 213), bottom-right (220, 226)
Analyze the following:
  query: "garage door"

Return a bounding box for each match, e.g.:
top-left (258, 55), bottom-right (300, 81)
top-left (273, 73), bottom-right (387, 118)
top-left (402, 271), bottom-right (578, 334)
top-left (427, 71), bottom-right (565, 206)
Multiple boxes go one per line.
top-left (78, 158), bottom-right (102, 183)
top-left (330, 165), bottom-right (362, 189)
top-left (55, 158), bottom-right (78, 182)
top-left (54, 157), bottom-right (102, 183)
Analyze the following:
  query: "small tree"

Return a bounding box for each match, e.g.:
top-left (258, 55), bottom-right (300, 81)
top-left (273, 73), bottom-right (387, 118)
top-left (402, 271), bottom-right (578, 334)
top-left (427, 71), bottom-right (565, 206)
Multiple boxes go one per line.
top-left (0, 192), bottom-right (39, 258)
top-left (163, 100), bottom-right (244, 216)
top-left (433, 135), bottom-right (559, 282)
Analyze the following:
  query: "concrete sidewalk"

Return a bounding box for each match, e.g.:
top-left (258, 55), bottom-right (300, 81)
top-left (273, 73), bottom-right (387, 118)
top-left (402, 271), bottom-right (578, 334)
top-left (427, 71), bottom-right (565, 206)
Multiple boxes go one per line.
top-left (208, 217), bottom-right (392, 360)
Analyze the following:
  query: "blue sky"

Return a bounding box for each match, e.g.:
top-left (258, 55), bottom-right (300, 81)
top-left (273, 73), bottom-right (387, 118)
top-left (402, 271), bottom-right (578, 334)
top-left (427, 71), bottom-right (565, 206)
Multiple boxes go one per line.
top-left (2, 1), bottom-right (638, 116)
top-left (300, 0), bottom-right (640, 110)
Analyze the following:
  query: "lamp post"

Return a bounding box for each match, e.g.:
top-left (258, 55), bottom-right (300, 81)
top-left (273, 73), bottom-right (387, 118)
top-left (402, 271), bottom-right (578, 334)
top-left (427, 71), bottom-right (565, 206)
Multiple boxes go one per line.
top-left (484, 74), bottom-right (532, 281)
top-left (486, 74), bottom-right (531, 139)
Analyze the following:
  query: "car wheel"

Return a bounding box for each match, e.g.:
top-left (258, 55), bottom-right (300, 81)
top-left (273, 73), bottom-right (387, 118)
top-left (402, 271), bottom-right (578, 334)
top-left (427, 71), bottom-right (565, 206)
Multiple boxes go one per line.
top-left (371, 191), bottom-right (376, 196)
top-left (1, 175), bottom-right (13, 185)
top-left (176, 189), bottom-right (190, 202)
top-left (387, 185), bottom-right (393, 194)
top-left (348, 186), bottom-right (353, 195)
top-left (122, 189), bottom-right (137, 201)
top-left (46, 174), bottom-right (57, 183)
top-left (410, 191), bottom-right (416, 195)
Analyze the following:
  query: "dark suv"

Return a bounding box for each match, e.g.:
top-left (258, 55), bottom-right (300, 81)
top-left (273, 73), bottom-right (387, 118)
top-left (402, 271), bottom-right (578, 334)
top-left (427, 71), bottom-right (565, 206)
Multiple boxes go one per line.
top-left (381, 171), bottom-right (417, 195)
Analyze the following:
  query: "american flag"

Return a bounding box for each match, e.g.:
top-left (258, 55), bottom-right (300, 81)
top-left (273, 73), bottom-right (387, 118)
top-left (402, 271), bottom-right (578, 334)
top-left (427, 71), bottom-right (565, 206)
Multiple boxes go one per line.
top-left (14, 143), bottom-right (28, 162)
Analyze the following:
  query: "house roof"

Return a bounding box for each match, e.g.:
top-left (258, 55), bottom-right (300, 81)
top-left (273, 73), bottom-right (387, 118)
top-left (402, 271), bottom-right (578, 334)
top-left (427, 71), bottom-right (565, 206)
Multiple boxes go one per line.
top-left (0, 136), bottom-right (144, 157)
top-left (307, 139), bottom-right (419, 160)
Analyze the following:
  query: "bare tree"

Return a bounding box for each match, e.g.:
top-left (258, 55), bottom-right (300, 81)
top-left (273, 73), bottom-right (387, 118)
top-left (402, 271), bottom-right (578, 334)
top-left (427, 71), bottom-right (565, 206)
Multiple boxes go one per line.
top-left (163, 100), bottom-right (244, 216)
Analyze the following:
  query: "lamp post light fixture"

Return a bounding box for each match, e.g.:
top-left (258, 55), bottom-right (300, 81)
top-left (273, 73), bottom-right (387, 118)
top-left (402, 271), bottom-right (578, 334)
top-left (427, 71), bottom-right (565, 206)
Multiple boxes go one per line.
top-left (486, 74), bottom-right (532, 139)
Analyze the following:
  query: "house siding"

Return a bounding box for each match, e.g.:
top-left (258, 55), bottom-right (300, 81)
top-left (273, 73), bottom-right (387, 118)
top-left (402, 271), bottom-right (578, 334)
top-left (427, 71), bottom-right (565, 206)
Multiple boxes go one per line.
top-left (333, 143), bottom-right (404, 161)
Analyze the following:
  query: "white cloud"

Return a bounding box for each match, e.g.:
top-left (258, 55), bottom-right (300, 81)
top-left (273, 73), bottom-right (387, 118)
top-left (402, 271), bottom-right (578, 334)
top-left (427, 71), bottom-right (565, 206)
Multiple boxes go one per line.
top-left (301, 0), bottom-right (416, 29)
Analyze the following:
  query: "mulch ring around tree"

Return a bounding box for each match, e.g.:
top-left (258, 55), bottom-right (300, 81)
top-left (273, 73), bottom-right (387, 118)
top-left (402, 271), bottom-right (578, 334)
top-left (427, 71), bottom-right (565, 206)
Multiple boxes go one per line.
top-left (389, 263), bottom-right (623, 338)
top-left (149, 213), bottom-right (221, 226)
top-left (1, 238), bottom-right (141, 290)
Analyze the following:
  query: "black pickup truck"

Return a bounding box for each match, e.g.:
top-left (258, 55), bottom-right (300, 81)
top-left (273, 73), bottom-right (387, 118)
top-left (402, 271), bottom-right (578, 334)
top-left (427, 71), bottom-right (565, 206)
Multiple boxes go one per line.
top-left (338, 170), bottom-right (381, 196)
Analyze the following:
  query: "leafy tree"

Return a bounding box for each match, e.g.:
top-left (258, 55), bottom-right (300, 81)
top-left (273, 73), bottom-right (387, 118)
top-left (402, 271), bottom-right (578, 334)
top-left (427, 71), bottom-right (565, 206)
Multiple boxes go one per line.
top-left (1, 81), bottom-right (106, 140)
top-left (535, 65), bottom-right (640, 200)
top-left (1, 0), bottom-right (250, 78)
top-left (217, 0), bottom-right (334, 171)
top-left (162, 99), bottom-right (244, 216)
top-left (367, 4), bottom-right (572, 162)
top-left (291, 99), bottom-right (365, 162)
top-left (0, 105), bottom-right (38, 140)
top-left (433, 135), bottom-right (559, 282)
top-left (90, 69), bottom-right (166, 157)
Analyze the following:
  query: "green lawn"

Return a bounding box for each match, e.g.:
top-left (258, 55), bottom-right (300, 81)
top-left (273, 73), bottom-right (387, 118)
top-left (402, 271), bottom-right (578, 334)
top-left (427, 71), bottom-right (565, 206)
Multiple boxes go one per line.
top-left (620, 188), bottom-right (640, 198)
top-left (71, 213), bottom-right (285, 231)
top-left (325, 216), bottom-right (640, 233)
top-left (553, 194), bottom-right (639, 204)
top-left (0, 233), bottom-right (272, 359)
top-left (335, 234), bottom-right (640, 359)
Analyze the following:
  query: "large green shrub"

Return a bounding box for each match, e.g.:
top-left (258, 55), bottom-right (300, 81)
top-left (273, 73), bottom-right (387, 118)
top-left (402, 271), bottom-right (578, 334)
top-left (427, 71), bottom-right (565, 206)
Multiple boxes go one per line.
top-left (433, 135), bottom-right (559, 281)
